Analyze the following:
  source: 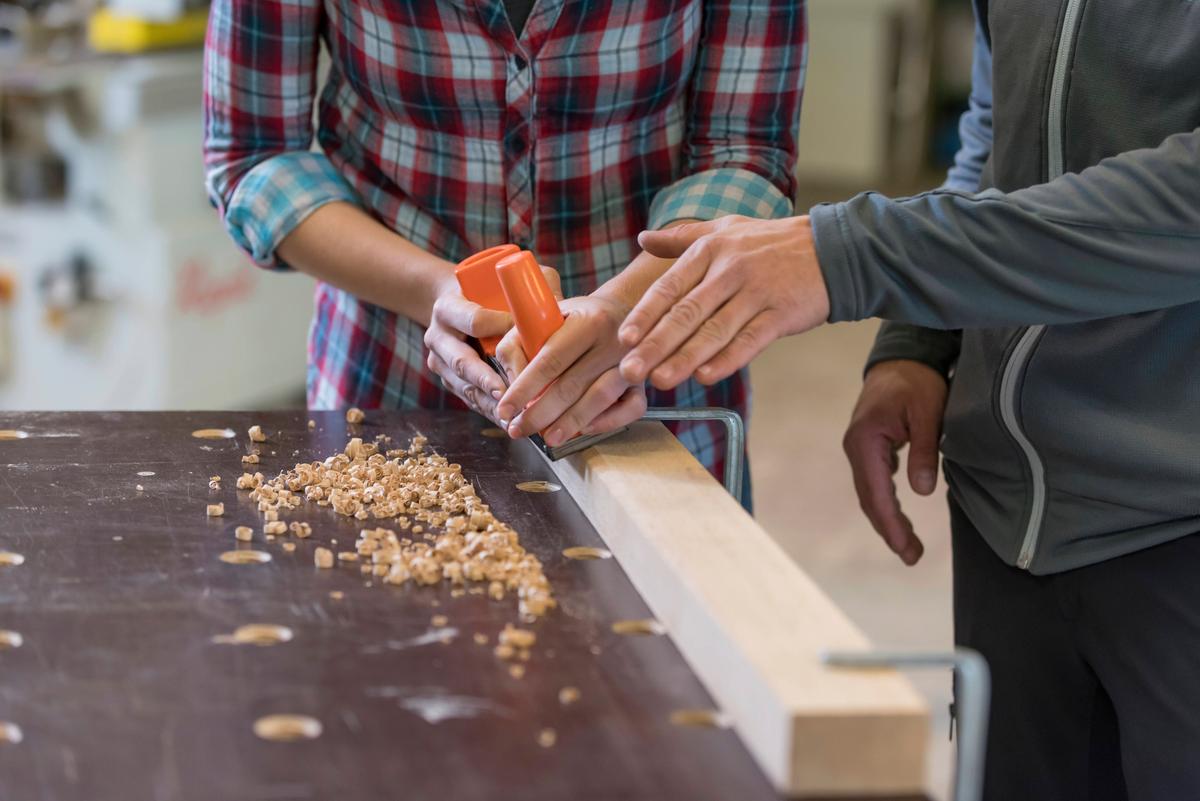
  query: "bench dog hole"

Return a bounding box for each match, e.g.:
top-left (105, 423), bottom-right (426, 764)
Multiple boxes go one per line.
top-left (562, 546), bottom-right (611, 561)
top-left (213, 624), bottom-right (293, 646)
top-left (611, 619), bottom-right (664, 636)
top-left (192, 428), bottom-right (235, 440)
top-left (516, 480), bottom-right (561, 493)
top-left (219, 550), bottom-right (272, 565)
top-left (669, 709), bottom-right (730, 729)
top-left (254, 715), bottom-right (322, 742)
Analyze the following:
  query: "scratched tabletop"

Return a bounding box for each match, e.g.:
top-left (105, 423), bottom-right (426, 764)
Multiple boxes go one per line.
top-left (0, 412), bottom-right (926, 801)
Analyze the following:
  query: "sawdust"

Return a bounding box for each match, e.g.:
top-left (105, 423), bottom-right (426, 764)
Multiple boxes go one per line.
top-left (240, 434), bottom-right (555, 621)
top-left (0, 722), bottom-right (22, 744)
top-left (558, 686), bottom-right (580, 706)
top-left (0, 631), bottom-right (22, 650)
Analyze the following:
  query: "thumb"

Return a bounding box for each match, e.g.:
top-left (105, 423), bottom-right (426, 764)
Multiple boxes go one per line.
top-left (637, 220), bottom-right (710, 259)
top-left (540, 265), bottom-right (564, 301)
top-left (905, 404), bottom-right (941, 496)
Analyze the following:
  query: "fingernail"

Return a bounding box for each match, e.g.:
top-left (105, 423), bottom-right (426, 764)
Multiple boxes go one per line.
top-left (499, 418), bottom-right (509, 428)
top-left (917, 470), bottom-right (935, 493)
top-left (620, 325), bottom-right (639, 342)
top-left (624, 357), bottom-right (643, 377)
top-left (696, 365), bottom-right (713, 380)
top-left (491, 389), bottom-right (502, 400)
top-left (545, 428), bottom-right (564, 446)
top-left (497, 405), bottom-right (511, 420)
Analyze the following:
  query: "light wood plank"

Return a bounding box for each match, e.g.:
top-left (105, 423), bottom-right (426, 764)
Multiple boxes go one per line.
top-left (542, 421), bottom-right (929, 797)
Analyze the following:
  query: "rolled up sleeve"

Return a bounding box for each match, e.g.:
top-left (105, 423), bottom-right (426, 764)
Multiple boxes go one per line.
top-left (202, 0), bottom-right (360, 270)
top-left (648, 0), bottom-right (806, 229)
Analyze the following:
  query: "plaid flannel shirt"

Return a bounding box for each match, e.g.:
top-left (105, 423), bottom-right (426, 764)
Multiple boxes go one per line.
top-left (203, 0), bottom-right (806, 497)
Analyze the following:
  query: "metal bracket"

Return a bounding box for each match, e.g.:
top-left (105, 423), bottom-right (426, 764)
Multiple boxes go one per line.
top-left (822, 648), bottom-right (991, 801)
top-left (642, 407), bottom-right (745, 501)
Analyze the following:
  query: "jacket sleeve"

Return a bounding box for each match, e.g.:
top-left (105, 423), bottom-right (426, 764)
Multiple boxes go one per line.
top-left (647, 0), bottom-right (806, 228)
top-left (864, 11), bottom-right (993, 375)
top-left (813, 126), bottom-right (1200, 329)
top-left (203, 0), bottom-right (360, 270)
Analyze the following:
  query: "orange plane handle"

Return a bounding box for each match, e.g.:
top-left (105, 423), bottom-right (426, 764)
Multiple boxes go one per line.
top-left (495, 250), bottom-right (565, 359)
top-left (454, 244), bottom-right (520, 355)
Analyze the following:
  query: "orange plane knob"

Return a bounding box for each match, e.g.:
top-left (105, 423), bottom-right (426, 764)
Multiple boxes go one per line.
top-left (495, 250), bottom-right (565, 359)
top-left (455, 244), bottom-right (520, 354)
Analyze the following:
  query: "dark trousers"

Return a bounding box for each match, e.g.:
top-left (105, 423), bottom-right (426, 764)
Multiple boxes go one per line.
top-left (950, 500), bottom-right (1200, 801)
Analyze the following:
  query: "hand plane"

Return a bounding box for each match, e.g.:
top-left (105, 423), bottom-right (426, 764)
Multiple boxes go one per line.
top-left (455, 245), bottom-right (628, 460)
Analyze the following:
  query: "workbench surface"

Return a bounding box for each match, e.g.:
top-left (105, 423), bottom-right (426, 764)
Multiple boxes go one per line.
top-left (0, 412), bottom-right (926, 801)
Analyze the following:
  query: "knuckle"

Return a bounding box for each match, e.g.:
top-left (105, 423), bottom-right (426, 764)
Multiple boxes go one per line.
top-left (696, 316), bottom-right (726, 343)
top-left (668, 296), bottom-right (703, 329)
top-left (450, 355), bottom-right (469, 380)
top-left (651, 274), bottom-right (683, 301)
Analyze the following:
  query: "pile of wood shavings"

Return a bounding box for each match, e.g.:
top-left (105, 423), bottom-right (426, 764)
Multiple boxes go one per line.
top-left (236, 434), bottom-right (555, 620)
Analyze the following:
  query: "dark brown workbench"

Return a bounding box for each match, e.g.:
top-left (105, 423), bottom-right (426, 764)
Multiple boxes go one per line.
top-left (0, 412), bottom-right (928, 801)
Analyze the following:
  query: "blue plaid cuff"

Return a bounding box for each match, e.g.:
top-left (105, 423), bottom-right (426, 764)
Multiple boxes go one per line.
top-left (648, 167), bottom-right (793, 229)
top-left (223, 152), bottom-right (361, 270)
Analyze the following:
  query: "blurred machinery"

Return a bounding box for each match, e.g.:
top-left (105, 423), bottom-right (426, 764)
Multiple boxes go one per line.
top-left (797, 0), bottom-right (933, 186)
top-left (0, 0), bottom-right (313, 409)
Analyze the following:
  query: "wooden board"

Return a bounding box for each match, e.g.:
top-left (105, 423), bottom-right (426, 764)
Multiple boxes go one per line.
top-left (543, 421), bottom-right (930, 797)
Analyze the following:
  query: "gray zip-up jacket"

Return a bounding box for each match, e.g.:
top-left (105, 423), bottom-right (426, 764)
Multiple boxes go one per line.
top-left (809, 0), bottom-right (1200, 574)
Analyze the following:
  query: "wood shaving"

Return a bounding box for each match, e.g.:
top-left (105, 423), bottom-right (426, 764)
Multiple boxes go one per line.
top-left (431, 614), bottom-right (448, 627)
top-left (248, 425), bottom-right (267, 443)
top-left (264, 521), bottom-right (287, 536)
top-left (314, 548), bottom-right (334, 568)
top-left (241, 453), bottom-right (260, 465)
top-left (235, 526), bottom-right (253, 542)
top-left (308, 419), bottom-right (316, 430)
top-left (282, 542), bottom-right (296, 553)
top-left (263, 509), bottom-right (279, 523)
top-left (345, 408), bottom-right (365, 424)
top-left (537, 728), bottom-right (557, 748)
top-left (206, 503), bottom-right (224, 517)
top-left (508, 664), bottom-right (526, 679)
top-left (135, 484), bottom-right (144, 492)
top-left (499, 624), bottom-right (536, 649)
top-left (558, 686), bottom-right (581, 706)
top-left (246, 434), bottom-right (555, 621)
top-left (473, 633), bottom-right (488, 645)
top-left (288, 521), bottom-right (312, 538)
top-left (208, 475), bottom-right (221, 490)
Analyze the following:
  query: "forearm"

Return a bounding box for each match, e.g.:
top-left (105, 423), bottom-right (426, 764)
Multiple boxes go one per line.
top-left (592, 220), bottom-right (697, 311)
top-left (813, 128), bottom-right (1200, 329)
top-left (276, 202), bottom-right (455, 326)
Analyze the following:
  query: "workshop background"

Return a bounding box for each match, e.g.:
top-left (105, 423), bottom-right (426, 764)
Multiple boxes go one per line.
top-left (0, 0), bottom-right (976, 796)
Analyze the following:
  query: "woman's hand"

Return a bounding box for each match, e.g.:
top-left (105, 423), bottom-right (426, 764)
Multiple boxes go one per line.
top-left (495, 294), bottom-right (647, 447)
top-left (619, 215), bottom-right (830, 390)
top-left (424, 266), bottom-right (563, 426)
top-left (423, 277), bottom-right (513, 425)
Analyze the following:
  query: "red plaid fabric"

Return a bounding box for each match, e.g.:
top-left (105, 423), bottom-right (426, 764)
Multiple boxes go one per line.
top-left (204, 0), bottom-right (806, 496)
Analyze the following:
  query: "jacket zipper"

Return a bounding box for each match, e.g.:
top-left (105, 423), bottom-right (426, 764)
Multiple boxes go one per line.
top-left (1006, 0), bottom-right (1084, 570)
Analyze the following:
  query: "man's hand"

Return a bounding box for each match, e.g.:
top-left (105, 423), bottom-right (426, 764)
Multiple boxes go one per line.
top-left (618, 215), bottom-right (830, 390)
top-left (496, 294), bottom-right (647, 447)
top-left (843, 360), bottom-right (948, 566)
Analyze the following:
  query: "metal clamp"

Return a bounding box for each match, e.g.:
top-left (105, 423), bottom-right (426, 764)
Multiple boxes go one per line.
top-left (641, 407), bottom-right (745, 501)
top-left (822, 648), bottom-right (991, 801)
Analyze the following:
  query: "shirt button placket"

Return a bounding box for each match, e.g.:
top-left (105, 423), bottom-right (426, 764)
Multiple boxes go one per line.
top-left (504, 51), bottom-right (535, 250)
